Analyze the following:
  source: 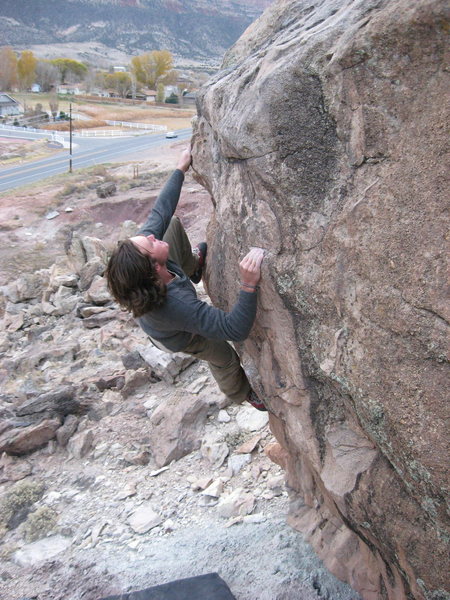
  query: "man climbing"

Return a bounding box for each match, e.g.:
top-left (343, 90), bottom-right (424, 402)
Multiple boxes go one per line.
top-left (106, 147), bottom-right (266, 411)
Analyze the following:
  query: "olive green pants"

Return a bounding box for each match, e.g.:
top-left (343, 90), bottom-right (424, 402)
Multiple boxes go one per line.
top-left (162, 217), bottom-right (251, 404)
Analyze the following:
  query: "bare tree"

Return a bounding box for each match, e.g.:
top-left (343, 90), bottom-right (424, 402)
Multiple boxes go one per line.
top-left (35, 60), bottom-right (59, 92)
top-left (49, 93), bottom-right (59, 121)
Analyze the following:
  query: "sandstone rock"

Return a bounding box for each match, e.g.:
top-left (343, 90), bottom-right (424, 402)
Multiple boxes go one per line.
top-left (201, 434), bottom-right (229, 467)
top-left (13, 535), bottom-right (71, 566)
top-left (56, 415), bottom-right (79, 447)
top-left (236, 434), bottom-right (261, 454)
top-left (78, 305), bottom-right (108, 318)
top-left (117, 483), bottom-right (137, 500)
top-left (81, 236), bottom-right (109, 265)
top-left (93, 375), bottom-right (125, 392)
top-left (120, 368), bottom-right (155, 398)
top-left (186, 375), bottom-right (209, 394)
top-left (148, 391), bottom-right (210, 467)
top-left (84, 276), bottom-right (111, 305)
top-left (121, 350), bottom-right (146, 371)
top-left (65, 232), bottom-right (87, 274)
top-left (127, 504), bottom-right (162, 534)
top-left (82, 308), bottom-right (121, 329)
top-left (1, 269), bottom-right (51, 303)
top-left (189, 476), bottom-right (213, 491)
top-left (235, 406), bottom-right (269, 432)
top-left (79, 257), bottom-right (105, 292)
top-left (0, 418), bottom-right (61, 455)
top-left (67, 429), bottom-right (94, 459)
top-left (193, 0), bottom-right (449, 596)
top-left (201, 479), bottom-right (224, 498)
top-left (8, 341), bottom-right (79, 373)
top-left (0, 455), bottom-right (32, 483)
top-left (96, 181), bottom-right (117, 198)
top-left (137, 344), bottom-right (196, 383)
top-left (123, 450), bottom-right (150, 466)
top-left (227, 453), bottom-right (252, 476)
top-left (47, 269), bottom-right (78, 292)
top-left (217, 488), bottom-right (255, 518)
top-left (217, 409), bottom-right (231, 423)
top-left (16, 386), bottom-right (78, 417)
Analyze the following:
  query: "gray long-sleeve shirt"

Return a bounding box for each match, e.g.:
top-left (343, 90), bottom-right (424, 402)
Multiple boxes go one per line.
top-left (136, 169), bottom-right (257, 351)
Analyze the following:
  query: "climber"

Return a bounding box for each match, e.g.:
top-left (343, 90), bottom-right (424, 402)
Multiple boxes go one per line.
top-left (105, 147), bottom-right (267, 411)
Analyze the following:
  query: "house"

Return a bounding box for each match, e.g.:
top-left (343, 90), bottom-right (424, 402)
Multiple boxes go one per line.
top-left (31, 83), bottom-right (41, 93)
top-left (57, 84), bottom-right (84, 95)
top-left (125, 89), bottom-right (156, 102)
top-left (113, 66), bottom-right (127, 73)
top-left (142, 89), bottom-right (156, 102)
top-left (164, 85), bottom-right (179, 98)
top-left (0, 94), bottom-right (22, 117)
top-left (181, 91), bottom-right (196, 107)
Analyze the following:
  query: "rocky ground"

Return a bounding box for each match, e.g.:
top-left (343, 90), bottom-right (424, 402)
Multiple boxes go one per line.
top-left (0, 143), bottom-right (360, 600)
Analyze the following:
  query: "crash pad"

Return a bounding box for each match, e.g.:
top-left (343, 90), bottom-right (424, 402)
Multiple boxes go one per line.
top-left (101, 572), bottom-right (236, 600)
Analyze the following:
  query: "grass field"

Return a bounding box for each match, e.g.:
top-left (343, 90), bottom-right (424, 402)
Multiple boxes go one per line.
top-left (12, 92), bottom-right (196, 132)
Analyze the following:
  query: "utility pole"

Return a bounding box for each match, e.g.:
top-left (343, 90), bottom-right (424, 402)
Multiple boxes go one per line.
top-left (69, 102), bottom-right (73, 173)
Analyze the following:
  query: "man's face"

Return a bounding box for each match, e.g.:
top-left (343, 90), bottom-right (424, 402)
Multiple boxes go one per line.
top-left (129, 234), bottom-right (169, 266)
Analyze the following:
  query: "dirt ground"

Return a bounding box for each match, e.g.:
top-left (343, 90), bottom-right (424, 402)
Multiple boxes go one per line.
top-left (12, 93), bottom-right (196, 133)
top-left (0, 138), bottom-right (60, 167)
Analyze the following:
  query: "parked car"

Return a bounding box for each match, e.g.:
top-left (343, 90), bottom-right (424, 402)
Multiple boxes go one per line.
top-left (165, 131), bottom-right (177, 138)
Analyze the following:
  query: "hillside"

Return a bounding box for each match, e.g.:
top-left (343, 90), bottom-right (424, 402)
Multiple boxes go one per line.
top-left (0, 0), bottom-right (274, 67)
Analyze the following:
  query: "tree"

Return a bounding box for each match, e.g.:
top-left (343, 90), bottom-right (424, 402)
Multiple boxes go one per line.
top-left (130, 50), bottom-right (173, 90)
top-left (17, 50), bottom-right (37, 90)
top-left (165, 92), bottom-right (179, 104)
top-left (0, 46), bottom-right (18, 91)
top-left (35, 60), bottom-right (59, 92)
top-left (51, 58), bottom-right (88, 84)
top-left (102, 72), bottom-right (132, 98)
top-left (156, 82), bottom-right (165, 103)
top-left (49, 93), bottom-right (59, 121)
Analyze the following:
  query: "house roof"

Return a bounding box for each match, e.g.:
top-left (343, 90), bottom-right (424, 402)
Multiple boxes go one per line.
top-left (0, 93), bottom-right (19, 105)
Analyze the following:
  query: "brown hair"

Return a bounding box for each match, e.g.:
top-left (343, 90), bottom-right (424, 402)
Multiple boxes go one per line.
top-left (105, 240), bottom-right (166, 317)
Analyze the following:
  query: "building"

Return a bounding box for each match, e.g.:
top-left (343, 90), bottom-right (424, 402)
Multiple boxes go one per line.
top-left (0, 94), bottom-right (22, 117)
top-left (57, 84), bottom-right (84, 95)
top-left (181, 91), bottom-right (197, 107)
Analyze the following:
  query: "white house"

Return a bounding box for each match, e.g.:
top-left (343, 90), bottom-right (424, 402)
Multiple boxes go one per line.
top-left (0, 94), bottom-right (22, 117)
top-left (57, 84), bottom-right (84, 95)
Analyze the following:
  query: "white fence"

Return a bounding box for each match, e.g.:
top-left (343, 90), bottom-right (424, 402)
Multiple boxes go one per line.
top-left (0, 122), bottom-right (167, 139)
top-left (105, 120), bottom-right (167, 131)
top-left (0, 123), bottom-right (65, 140)
top-left (75, 129), bottom-right (152, 137)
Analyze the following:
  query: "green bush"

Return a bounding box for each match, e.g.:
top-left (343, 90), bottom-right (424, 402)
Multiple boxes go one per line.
top-left (165, 93), bottom-right (179, 104)
top-left (23, 506), bottom-right (58, 542)
top-left (0, 480), bottom-right (45, 530)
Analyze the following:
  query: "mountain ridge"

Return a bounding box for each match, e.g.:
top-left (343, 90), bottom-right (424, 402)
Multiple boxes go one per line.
top-left (0, 0), bottom-right (274, 67)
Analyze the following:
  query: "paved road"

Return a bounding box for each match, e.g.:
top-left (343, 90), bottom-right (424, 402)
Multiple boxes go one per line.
top-left (0, 128), bottom-right (192, 193)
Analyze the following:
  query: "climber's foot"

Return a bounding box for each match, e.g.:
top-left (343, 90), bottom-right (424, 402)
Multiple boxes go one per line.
top-left (190, 242), bottom-right (207, 284)
top-left (246, 389), bottom-right (267, 411)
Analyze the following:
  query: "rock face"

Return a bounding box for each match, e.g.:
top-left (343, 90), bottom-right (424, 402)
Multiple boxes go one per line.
top-left (192, 1), bottom-right (449, 598)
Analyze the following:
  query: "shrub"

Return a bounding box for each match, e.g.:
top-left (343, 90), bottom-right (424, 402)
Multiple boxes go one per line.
top-left (23, 506), bottom-right (58, 542)
top-left (0, 480), bottom-right (45, 530)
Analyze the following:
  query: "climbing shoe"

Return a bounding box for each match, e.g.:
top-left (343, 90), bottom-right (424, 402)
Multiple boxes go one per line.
top-left (190, 242), bottom-right (207, 284)
top-left (247, 389), bottom-right (267, 411)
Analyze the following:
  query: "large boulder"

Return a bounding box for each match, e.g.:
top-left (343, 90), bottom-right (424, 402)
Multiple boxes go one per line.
top-left (192, 1), bottom-right (448, 599)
